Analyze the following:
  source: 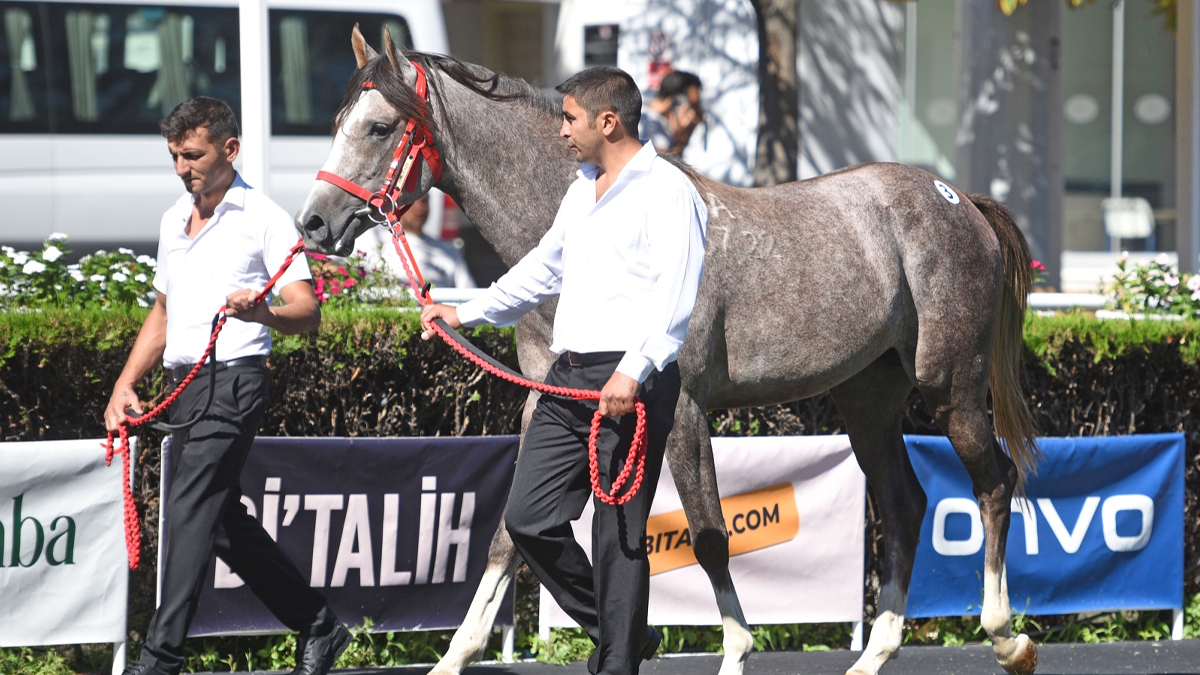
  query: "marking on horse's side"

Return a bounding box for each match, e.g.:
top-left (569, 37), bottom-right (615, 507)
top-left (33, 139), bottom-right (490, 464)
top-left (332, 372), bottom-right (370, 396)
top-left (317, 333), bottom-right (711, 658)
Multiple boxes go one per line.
top-left (934, 180), bottom-right (961, 204)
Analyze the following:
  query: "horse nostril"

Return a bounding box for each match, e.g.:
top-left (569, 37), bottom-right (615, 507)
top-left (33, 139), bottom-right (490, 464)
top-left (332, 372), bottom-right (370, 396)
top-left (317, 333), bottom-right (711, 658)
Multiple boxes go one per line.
top-left (303, 213), bottom-right (326, 234)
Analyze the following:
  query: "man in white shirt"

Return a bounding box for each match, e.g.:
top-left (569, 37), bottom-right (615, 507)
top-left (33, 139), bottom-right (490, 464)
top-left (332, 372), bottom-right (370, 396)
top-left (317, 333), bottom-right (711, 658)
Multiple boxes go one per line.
top-left (420, 67), bottom-right (707, 675)
top-left (104, 97), bottom-right (348, 675)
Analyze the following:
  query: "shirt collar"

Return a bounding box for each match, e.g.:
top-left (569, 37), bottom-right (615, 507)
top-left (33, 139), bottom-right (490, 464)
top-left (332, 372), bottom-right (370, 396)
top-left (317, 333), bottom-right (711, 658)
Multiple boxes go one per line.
top-left (576, 141), bottom-right (658, 183)
top-left (171, 172), bottom-right (248, 234)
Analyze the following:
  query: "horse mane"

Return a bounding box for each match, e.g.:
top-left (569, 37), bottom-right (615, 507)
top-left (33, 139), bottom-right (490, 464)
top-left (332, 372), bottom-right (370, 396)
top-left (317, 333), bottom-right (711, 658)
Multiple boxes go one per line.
top-left (332, 50), bottom-right (560, 134)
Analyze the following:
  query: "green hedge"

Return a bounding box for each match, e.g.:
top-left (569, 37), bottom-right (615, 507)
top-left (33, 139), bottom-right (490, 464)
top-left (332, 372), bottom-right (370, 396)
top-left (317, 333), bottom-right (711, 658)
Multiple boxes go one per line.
top-left (1, 309), bottom-right (1198, 661)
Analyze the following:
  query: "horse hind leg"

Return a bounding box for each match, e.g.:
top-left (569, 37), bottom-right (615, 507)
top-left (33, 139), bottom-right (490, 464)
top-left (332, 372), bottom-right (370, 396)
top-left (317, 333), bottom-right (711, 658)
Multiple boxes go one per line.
top-left (831, 352), bottom-right (925, 675)
top-left (920, 366), bottom-right (1037, 675)
top-left (669, 395), bottom-right (754, 675)
top-left (428, 519), bottom-right (520, 675)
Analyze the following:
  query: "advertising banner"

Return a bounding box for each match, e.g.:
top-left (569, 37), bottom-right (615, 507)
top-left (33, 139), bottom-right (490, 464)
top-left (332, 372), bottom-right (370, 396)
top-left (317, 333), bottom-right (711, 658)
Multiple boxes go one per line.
top-left (907, 434), bottom-right (1185, 618)
top-left (160, 436), bottom-right (519, 635)
top-left (540, 435), bottom-right (866, 627)
top-left (0, 438), bottom-right (132, 647)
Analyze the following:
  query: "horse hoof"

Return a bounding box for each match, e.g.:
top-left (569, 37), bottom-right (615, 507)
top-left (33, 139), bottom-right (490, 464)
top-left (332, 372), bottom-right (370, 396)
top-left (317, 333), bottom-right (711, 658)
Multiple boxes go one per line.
top-left (1000, 634), bottom-right (1038, 675)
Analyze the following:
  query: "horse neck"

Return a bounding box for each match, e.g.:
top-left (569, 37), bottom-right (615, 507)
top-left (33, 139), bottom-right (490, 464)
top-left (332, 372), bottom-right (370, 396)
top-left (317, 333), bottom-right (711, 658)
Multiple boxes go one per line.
top-left (428, 75), bottom-right (577, 266)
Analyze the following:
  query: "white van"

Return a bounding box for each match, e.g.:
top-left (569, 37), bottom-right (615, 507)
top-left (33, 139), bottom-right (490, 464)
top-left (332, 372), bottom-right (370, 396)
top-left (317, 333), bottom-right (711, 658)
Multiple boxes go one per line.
top-left (0, 0), bottom-right (448, 254)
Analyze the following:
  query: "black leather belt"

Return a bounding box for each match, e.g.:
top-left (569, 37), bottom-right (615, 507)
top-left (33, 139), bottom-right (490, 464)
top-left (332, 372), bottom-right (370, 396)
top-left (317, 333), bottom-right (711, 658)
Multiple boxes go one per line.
top-left (168, 355), bottom-right (268, 383)
top-left (560, 350), bottom-right (624, 367)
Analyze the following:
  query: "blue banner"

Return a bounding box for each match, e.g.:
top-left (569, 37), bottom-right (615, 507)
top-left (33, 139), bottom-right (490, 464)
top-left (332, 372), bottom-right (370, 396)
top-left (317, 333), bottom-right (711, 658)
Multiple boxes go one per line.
top-left (906, 434), bottom-right (1184, 618)
top-left (161, 436), bottom-right (519, 635)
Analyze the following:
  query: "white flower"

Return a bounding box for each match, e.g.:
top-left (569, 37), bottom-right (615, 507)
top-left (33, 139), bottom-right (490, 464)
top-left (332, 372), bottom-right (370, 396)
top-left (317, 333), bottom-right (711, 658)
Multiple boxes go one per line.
top-left (69, 269), bottom-right (83, 281)
top-left (137, 255), bottom-right (157, 266)
top-left (22, 260), bottom-right (46, 274)
top-left (42, 246), bottom-right (63, 262)
top-left (1165, 274), bottom-right (1179, 287)
top-left (134, 273), bottom-right (148, 283)
top-left (1193, 289), bottom-right (1200, 301)
top-left (2, 246), bottom-right (14, 255)
top-left (1188, 276), bottom-right (1200, 291)
top-left (48, 232), bottom-right (68, 242)
top-left (119, 247), bottom-right (134, 256)
top-left (90, 274), bottom-right (105, 282)
top-left (112, 272), bottom-right (128, 282)
top-left (1155, 252), bottom-right (1171, 266)
top-left (11, 252), bottom-right (28, 265)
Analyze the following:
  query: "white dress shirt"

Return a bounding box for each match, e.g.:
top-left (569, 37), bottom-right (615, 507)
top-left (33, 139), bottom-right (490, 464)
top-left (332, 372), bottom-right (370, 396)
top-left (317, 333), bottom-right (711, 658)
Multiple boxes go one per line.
top-left (153, 173), bottom-right (312, 369)
top-left (456, 142), bottom-right (707, 383)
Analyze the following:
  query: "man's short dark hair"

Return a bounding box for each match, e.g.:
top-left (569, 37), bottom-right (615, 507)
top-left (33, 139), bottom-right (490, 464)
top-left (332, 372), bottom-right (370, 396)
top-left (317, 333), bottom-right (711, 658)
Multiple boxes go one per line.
top-left (656, 70), bottom-right (702, 100)
top-left (556, 67), bottom-right (641, 135)
top-left (159, 96), bottom-right (240, 144)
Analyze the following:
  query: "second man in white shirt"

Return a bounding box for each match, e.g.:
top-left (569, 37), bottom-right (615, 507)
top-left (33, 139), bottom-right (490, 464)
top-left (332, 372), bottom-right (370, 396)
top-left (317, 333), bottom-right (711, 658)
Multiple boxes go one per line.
top-left (420, 66), bottom-right (707, 675)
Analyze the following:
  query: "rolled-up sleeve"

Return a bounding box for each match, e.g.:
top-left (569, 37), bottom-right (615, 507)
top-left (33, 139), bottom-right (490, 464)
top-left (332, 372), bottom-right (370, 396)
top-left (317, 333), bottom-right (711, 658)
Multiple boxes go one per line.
top-left (616, 189), bottom-right (707, 382)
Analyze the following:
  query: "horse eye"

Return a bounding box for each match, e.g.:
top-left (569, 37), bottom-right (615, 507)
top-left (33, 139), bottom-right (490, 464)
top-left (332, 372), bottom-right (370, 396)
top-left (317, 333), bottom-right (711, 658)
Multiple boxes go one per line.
top-left (370, 122), bottom-right (390, 137)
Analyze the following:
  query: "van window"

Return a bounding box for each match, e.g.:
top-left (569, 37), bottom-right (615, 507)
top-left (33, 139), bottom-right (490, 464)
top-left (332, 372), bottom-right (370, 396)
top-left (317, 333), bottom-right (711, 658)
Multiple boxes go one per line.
top-left (0, 2), bottom-right (412, 136)
top-left (270, 10), bottom-right (412, 136)
top-left (0, 2), bottom-right (50, 132)
top-left (43, 2), bottom-right (240, 134)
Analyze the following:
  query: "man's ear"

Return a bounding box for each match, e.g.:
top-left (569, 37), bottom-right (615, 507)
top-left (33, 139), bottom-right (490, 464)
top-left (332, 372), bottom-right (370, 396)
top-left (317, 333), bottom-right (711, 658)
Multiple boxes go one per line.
top-left (599, 110), bottom-right (621, 138)
top-left (223, 136), bottom-right (240, 163)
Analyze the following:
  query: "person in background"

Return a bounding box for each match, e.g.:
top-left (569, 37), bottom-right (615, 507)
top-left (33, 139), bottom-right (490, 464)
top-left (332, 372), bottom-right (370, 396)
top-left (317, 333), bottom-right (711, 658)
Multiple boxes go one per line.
top-left (103, 96), bottom-right (348, 675)
top-left (356, 191), bottom-right (476, 290)
top-left (639, 70), bottom-right (703, 155)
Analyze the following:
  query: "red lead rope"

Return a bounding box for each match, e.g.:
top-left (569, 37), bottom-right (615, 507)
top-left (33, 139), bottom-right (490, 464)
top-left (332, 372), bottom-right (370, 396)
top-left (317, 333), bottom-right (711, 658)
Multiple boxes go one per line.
top-left (102, 239), bottom-right (308, 570)
top-left (389, 227), bottom-right (650, 507)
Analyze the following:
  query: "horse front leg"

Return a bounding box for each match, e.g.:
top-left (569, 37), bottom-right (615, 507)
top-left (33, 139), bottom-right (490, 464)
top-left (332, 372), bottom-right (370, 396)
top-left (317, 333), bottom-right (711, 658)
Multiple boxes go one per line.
top-left (669, 397), bottom-right (753, 675)
top-left (431, 385), bottom-right (546, 675)
top-left (427, 519), bottom-right (520, 675)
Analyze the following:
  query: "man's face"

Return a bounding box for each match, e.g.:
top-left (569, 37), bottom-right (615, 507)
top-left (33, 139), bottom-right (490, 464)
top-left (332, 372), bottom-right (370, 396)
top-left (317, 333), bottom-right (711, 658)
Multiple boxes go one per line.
top-left (400, 194), bottom-right (431, 233)
top-left (167, 126), bottom-right (237, 197)
top-left (560, 95), bottom-right (604, 163)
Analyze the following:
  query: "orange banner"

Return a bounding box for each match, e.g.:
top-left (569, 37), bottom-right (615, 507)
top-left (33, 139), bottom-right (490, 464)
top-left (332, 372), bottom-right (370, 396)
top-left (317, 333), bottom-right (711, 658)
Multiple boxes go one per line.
top-left (644, 482), bottom-right (800, 575)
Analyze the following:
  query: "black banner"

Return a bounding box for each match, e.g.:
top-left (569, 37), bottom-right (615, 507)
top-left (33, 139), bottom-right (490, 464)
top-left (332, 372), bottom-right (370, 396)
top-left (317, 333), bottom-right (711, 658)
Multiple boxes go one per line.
top-left (160, 436), bottom-right (519, 635)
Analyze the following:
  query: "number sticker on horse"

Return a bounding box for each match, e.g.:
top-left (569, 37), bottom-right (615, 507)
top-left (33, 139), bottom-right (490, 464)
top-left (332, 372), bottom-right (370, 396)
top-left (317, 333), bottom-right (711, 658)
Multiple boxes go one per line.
top-left (934, 180), bottom-right (960, 204)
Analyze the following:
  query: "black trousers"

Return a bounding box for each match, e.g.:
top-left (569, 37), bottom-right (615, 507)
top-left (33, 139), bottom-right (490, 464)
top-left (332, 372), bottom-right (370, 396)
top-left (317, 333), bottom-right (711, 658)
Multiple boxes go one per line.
top-left (505, 354), bottom-right (680, 675)
top-left (140, 365), bottom-right (331, 675)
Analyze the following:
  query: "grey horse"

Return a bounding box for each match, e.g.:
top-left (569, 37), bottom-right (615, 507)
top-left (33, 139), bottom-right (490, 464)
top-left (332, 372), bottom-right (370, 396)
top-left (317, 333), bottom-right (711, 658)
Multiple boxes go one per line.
top-left (296, 27), bottom-right (1041, 675)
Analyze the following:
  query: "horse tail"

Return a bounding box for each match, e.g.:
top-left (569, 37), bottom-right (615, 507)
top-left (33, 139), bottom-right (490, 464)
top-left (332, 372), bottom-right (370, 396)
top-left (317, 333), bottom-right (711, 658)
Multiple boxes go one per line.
top-left (968, 194), bottom-right (1041, 491)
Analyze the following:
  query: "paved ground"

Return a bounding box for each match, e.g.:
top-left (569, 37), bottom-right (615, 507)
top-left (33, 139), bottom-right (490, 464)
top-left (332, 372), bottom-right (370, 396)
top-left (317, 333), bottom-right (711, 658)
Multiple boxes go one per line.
top-left (204, 639), bottom-right (1200, 675)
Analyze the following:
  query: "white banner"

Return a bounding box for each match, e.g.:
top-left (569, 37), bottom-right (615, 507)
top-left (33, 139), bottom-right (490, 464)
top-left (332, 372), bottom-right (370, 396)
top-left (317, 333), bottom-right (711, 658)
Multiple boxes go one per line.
top-left (0, 438), bottom-right (132, 647)
top-left (540, 435), bottom-right (865, 626)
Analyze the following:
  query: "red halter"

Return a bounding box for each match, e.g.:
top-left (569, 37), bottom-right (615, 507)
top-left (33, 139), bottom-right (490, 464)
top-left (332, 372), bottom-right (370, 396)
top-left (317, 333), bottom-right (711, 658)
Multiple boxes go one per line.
top-left (316, 62), bottom-right (443, 225)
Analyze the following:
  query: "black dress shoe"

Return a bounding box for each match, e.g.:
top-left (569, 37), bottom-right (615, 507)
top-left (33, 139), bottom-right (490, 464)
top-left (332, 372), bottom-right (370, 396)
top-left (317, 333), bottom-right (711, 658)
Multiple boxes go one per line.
top-left (290, 623), bottom-right (351, 675)
top-left (587, 625), bottom-right (662, 673)
top-left (641, 625), bottom-right (662, 660)
top-left (120, 660), bottom-right (160, 675)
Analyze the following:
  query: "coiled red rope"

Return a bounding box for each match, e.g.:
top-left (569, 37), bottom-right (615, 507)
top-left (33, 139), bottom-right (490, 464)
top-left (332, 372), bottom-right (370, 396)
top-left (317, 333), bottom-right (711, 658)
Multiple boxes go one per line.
top-left (102, 239), bottom-right (308, 570)
top-left (386, 224), bottom-right (649, 506)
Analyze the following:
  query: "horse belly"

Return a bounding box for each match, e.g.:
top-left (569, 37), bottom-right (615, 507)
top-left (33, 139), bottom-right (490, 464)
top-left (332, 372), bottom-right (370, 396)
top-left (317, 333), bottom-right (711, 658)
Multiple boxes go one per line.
top-left (711, 313), bottom-right (901, 409)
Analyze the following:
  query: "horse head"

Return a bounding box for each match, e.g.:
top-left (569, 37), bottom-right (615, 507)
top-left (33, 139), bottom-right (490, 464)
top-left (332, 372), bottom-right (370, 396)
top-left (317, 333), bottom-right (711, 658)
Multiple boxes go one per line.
top-left (297, 24), bottom-right (438, 255)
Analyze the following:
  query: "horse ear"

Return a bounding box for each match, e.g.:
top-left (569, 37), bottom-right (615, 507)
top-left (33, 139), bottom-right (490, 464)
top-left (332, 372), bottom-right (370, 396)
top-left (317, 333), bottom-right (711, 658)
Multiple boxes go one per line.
top-left (351, 23), bottom-right (376, 69)
top-left (382, 24), bottom-right (410, 75)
